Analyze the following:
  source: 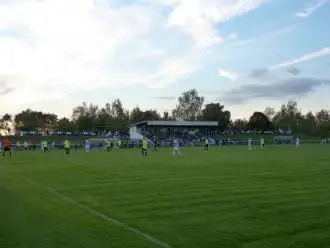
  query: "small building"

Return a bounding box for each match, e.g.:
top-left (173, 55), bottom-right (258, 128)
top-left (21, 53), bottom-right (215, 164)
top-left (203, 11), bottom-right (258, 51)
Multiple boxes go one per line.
top-left (273, 136), bottom-right (293, 144)
top-left (128, 120), bottom-right (218, 140)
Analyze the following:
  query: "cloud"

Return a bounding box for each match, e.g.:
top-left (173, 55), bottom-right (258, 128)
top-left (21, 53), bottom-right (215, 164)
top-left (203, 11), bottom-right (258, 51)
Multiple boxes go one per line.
top-left (270, 47), bottom-right (330, 69)
top-left (153, 96), bottom-right (176, 100)
top-left (0, 0), bottom-right (206, 109)
top-left (0, 87), bottom-right (14, 96)
top-left (133, 57), bottom-right (198, 88)
top-left (248, 47), bottom-right (329, 81)
top-left (248, 68), bottom-right (279, 81)
top-left (229, 33), bottom-right (238, 40)
top-left (0, 78), bottom-right (15, 96)
top-left (230, 38), bottom-right (255, 47)
top-left (153, 0), bottom-right (268, 48)
top-left (1, 0), bottom-right (238, 112)
top-left (219, 77), bottom-right (330, 104)
top-left (286, 66), bottom-right (300, 75)
top-left (0, 0), bottom-right (170, 106)
top-left (229, 24), bottom-right (296, 48)
top-left (296, 0), bottom-right (328, 18)
top-left (249, 47), bottom-right (329, 79)
top-left (249, 68), bottom-right (269, 78)
top-left (249, 47), bottom-right (330, 81)
top-left (218, 69), bottom-right (238, 81)
top-left (249, 66), bottom-right (300, 80)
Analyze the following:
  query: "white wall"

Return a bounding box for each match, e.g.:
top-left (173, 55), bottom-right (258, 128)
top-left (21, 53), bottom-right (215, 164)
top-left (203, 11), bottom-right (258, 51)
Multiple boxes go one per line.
top-left (129, 126), bottom-right (144, 139)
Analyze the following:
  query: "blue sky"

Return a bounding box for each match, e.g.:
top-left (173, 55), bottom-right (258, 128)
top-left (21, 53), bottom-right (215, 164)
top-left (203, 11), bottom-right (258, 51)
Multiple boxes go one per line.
top-left (0, 0), bottom-right (329, 119)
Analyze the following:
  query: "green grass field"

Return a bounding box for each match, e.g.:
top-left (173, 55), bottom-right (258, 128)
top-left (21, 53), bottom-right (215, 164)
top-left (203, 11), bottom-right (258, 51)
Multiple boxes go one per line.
top-left (1, 145), bottom-right (330, 248)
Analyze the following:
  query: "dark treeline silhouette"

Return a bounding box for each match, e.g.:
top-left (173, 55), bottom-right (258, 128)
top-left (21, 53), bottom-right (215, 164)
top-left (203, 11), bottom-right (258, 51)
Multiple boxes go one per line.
top-left (1, 89), bottom-right (330, 136)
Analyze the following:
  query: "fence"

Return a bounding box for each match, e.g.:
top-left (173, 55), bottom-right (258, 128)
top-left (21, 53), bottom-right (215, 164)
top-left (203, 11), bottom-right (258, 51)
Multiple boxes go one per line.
top-left (7, 138), bottom-right (327, 151)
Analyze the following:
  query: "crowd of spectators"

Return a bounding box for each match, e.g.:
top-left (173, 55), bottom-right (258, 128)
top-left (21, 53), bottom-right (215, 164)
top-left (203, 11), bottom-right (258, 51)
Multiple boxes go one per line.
top-left (140, 128), bottom-right (294, 146)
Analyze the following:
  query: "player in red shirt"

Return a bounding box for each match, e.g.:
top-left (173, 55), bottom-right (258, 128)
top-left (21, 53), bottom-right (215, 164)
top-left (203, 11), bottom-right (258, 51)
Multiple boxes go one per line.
top-left (3, 139), bottom-right (12, 158)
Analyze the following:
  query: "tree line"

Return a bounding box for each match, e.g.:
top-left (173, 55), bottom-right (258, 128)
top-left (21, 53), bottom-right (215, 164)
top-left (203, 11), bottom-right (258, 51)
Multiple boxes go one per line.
top-left (1, 89), bottom-right (330, 136)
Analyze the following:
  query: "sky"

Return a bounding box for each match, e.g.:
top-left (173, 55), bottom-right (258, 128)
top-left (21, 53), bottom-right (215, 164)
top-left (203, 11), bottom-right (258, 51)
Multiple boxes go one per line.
top-left (0, 0), bottom-right (329, 119)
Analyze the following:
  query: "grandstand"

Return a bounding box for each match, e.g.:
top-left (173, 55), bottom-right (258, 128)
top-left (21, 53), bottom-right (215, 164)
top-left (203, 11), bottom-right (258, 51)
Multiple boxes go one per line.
top-left (128, 120), bottom-right (218, 144)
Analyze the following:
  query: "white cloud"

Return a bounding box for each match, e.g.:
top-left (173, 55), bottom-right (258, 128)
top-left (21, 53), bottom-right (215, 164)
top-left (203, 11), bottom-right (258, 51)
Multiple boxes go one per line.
top-left (115, 40), bottom-right (166, 63)
top-left (296, 0), bottom-right (328, 18)
top-left (248, 47), bottom-right (330, 81)
top-left (0, 0), bottom-right (286, 115)
top-left (229, 24), bottom-right (296, 48)
top-left (134, 57), bottom-right (197, 88)
top-left (218, 69), bottom-right (239, 81)
top-left (0, 0), bottom-right (157, 106)
top-left (270, 47), bottom-right (330, 69)
top-left (229, 33), bottom-right (238, 40)
top-left (152, 0), bottom-right (267, 48)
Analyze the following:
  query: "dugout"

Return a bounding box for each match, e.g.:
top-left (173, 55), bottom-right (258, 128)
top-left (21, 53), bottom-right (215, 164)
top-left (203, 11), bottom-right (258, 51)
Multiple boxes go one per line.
top-left (128, 120), bottom-right (218, 140)
top-left (273, 136), bottom-right (293, 144)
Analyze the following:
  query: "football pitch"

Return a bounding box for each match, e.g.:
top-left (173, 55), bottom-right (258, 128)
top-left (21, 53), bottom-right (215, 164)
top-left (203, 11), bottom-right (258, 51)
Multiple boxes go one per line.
top-left (1, 145), bottom-right (330, 248)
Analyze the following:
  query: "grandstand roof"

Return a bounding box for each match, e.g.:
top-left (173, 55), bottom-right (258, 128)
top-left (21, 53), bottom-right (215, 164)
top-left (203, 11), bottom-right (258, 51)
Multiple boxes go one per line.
top-left (128, 120), bottom-right (218, 127)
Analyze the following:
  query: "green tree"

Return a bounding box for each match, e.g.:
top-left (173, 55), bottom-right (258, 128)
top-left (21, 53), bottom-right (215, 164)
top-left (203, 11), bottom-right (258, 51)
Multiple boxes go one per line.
top-left (314, 109), bottom-right (330, 136)
top-left (162, 111), bottom-right (171, 120)
top-left (129, 107), bottom-right (160, 124)
top-left (142, 110), bottom-right (161, 121)
top-left (14, 109), bottom-right (58, 131)
top-left (273, 100), bottom-right (301, 131)
top-left (315, 109), bottom-right (330, 125)
top-left (248, 112), bottom-right (272, 131)
top-left (319, 122), bottom-right (330, 137)
top-left (110, 98), bottom-right (129, 132)
top-left (42, 113), bottom-right (58, 130)
top-left (298, 112), bottom-right (317, 135)
top-left (129, 106), bottom-right (144, 124)
top-left (233, 119), bottom-right (248, 130)
top-left (264, 107), bottom-right (275, 121)
top-left (57, 117), bottom-right (75, 132)
top-left (0, 113), bottom-right (14, 135)
top-left (96, 103), bottom-right (114, 130)
top-left (172, 89), bottom-right (204, 120)
top-left (201, 102), bottom-right (231, 131)
top-left (71, 102), bottom-right (99, 131)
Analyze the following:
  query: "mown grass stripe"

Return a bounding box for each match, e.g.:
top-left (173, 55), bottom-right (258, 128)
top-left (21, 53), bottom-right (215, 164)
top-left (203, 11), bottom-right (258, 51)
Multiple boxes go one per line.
top-left (25, 177), bottom-right (173, 248)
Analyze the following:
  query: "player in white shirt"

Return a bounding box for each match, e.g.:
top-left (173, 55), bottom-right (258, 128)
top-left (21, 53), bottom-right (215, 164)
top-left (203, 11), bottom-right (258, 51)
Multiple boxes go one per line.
top-left (296, 136), bottom-right (300, 148)
top-left (24, 140), bottom-right (28, 150)
top-left (260, 137), bottom-right (265, 148)
top-left (85, 139), bottom-right (91, 152)
top-left (248, 138), bottom-right (252, 150)
top-left (173, 138), bottom-right (181, 156)
top-left (321, 137), bottom-right (327, 144)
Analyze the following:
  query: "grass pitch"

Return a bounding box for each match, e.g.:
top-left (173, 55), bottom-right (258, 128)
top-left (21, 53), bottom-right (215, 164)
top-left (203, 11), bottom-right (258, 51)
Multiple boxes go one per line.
top-left (1, 145), bottom-right (330, 248)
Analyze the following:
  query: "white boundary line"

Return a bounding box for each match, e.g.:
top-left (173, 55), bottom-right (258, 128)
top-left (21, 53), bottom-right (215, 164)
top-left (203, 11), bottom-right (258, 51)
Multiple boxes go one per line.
top-left (25, 177), bottom-right (173, 248)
